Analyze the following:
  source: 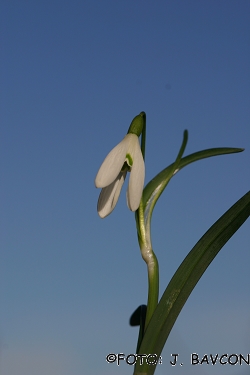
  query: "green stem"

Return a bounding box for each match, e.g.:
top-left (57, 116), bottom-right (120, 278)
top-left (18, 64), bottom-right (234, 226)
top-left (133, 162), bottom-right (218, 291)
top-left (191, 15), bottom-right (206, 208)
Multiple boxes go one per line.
top-left (135, 111), bottom-right (159, 337)
top-left (144, 249), bottom-right (159, 329)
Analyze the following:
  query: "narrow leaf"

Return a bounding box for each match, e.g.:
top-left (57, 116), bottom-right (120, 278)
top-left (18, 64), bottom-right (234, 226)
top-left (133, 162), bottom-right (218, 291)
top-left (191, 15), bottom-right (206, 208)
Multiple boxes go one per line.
top-left (134, 190), bottom-right (250, 375)
top-left (144, 130), bottom-right (188, 238)
top-left (143, 147), bottom-right (244, 211)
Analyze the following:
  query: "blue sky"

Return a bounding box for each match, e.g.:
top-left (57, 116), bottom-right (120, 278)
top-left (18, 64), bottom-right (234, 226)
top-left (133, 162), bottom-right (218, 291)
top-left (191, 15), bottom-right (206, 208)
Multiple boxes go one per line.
top-left (1, 1), bottom-right (250, 374)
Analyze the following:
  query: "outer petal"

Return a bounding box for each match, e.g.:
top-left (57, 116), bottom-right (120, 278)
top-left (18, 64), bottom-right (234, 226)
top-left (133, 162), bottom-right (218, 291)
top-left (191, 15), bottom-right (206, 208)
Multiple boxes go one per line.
top-left (95, 136), bottom-right (130, 188)
top-left (97, 171), bottom-right (126, 218)
top-left (127, 138), bottom-right (145, 211)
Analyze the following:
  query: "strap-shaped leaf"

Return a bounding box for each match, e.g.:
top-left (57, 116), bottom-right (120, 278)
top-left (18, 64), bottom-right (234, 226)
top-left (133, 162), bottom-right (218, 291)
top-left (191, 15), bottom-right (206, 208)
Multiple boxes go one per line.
top-left (134, 190), bottom-right (250, 375)
top-left (143, 130), bottom-right (188, 244)
top-left (143, 147), bottom-right (244, 213)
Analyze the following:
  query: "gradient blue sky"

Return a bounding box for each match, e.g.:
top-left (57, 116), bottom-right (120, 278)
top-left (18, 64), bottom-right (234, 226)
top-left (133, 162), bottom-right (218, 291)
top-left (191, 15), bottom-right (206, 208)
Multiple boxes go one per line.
top-left (1, 1), bottom-right (250, 374)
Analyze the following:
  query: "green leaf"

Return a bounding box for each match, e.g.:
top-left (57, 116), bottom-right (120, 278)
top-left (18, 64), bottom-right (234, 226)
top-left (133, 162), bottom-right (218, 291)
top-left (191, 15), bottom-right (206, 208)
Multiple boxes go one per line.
top-left (134, 190), bottom-right (250, 375)
top-left (143, 147), bottom-right (244, 216)
top-left (143, 130), bottom-right (188, 245)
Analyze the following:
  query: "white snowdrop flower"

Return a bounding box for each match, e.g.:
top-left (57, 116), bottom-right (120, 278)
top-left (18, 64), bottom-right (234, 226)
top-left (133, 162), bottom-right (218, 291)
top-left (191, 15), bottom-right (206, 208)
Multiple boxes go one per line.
top-left (95, 133), bottom-right (145, 218)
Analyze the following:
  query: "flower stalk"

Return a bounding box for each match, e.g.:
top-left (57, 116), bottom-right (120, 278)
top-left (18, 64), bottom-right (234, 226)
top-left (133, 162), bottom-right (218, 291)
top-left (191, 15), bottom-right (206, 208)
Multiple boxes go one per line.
top-left (135, 114), bottom-right (159, 338)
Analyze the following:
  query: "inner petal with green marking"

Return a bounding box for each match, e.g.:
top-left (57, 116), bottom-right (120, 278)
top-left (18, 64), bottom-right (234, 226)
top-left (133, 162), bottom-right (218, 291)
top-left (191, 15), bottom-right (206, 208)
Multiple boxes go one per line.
top-left (125, 153), bottom-right (133, 167)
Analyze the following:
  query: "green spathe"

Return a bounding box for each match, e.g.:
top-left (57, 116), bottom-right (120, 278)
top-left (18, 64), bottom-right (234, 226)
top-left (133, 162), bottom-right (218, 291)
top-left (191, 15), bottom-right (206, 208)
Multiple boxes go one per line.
top-left (128, 112), bottom-right (146, 136)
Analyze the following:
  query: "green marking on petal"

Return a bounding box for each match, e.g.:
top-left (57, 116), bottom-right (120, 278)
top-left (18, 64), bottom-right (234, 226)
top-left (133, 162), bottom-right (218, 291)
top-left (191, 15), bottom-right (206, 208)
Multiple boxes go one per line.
top-left (121, 154), bottom-right (133, 172)
top-left (125, 153), bottom-right (133, 167)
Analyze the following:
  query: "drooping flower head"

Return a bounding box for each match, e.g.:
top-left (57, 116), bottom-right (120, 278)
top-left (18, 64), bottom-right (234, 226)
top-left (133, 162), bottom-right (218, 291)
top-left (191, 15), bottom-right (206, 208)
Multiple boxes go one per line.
top-left (95, 112), bottom-right (146, 218)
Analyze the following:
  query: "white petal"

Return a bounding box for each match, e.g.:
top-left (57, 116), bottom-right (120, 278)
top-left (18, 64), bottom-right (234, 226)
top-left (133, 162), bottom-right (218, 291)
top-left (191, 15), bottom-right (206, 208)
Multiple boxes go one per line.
top-left (127, 138), bottom-right (145, 211)
top-left (97, 171), bottom-right (126, 218)
top-left (95, 136), bottom-right (130, 188)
